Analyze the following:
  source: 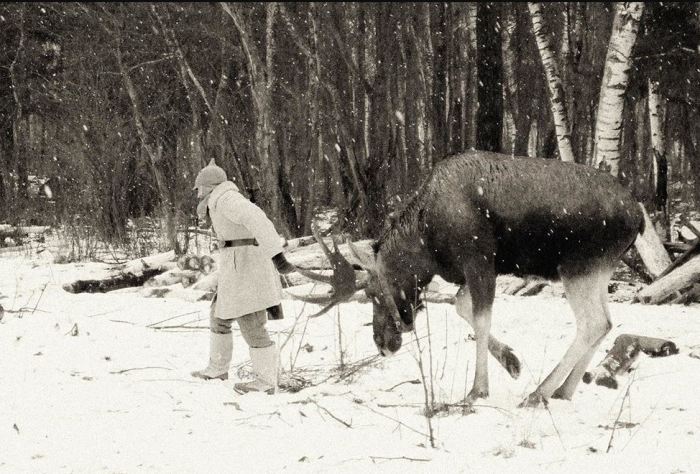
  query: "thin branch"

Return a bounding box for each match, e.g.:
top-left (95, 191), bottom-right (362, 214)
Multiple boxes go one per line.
top-left (277, 4), bottom-right (313, 58)
top-left (146, 310), bottom-right (200, 328)
top-left (151, 4), bottom-right (213, 113)
top-left (370, 456), bottom-right (430, 463)
top-left (357, 403), bottom-right (429, 438)
top-left (109, 366), bottom-right (173, 374)
top-left (326, 12), bottom-right (373, 96)
top-left (607, 374), bottom-right (636, 453)
top-left (312, 400), bottom-right (352, 428)
top-left (384, 379), bottom-right (421, 392)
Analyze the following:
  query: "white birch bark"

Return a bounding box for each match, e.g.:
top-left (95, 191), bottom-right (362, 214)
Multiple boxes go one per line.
top-left (648, 79), bottom-right (665, 191)
top-left (592, 2), bottom-right (645, 175)
top-left (501, 5), bottom-right (517, 154)
top-left (528, 2), bottom-right (575, 162)
top-left (466, 3), bottom-right (478, 150)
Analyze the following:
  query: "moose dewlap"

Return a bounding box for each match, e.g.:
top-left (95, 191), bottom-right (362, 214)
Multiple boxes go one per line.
top-left (330, 151), bottom-right (644, 408)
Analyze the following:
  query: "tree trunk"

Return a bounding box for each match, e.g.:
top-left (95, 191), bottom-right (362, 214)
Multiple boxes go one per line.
top-left (592, 2), bottom-right (644, 176)
top-left (418, 3), bottom-right (434, 166)
top-left (466, 3), bottom-right (478, 150)
top-left (476, 3), bottom-right (502, 152)
top-left (9, 4), bottom-right (28, 200)
top-left (528, 2), bottom-right (575, 162)
top-left (501, 4), bottom-right (518, 154)
top-left (648, 79), bottom-right (667, 215)
top-left (115, 44), bottom-right (180, 253)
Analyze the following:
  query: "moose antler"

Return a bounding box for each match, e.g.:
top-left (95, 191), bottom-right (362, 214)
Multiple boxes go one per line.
top-left (291, 227), bottom-right (365, 318)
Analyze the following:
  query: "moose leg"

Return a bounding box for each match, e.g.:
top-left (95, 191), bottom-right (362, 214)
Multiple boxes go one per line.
top-left (552, 267), bottom-right (613, 400)
top-left (520, 267), bottom-right (612, 407)
top-left (455, 286), bottom-right (521, 379)
top-left (456, 270), bottom-right (496, 402)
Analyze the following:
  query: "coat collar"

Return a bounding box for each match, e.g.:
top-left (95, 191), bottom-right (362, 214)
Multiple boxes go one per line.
top-left (208, 181), bottom-right (241, 210)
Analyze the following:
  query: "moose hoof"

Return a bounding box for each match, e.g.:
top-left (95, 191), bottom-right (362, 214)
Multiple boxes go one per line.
top-left (518, 392), bottom-right (548, 409)
top-left (501, 348), bottom-right (521, 380)
top-left (465, 387), bottom-right (489, 403)
top-left (551, 387), bottom-right (573, 401)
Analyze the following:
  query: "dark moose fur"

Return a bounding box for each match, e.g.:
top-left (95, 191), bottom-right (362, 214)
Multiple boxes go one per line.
top-left (374, 151), bottom-right (644, 330)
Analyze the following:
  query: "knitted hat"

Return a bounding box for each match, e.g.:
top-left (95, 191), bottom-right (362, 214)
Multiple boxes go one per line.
top-left (193, 159), bottom-right (227, 190)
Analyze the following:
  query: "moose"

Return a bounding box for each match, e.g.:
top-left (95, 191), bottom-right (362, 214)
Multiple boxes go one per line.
top-left (297, 150), bottom-right (643, 408)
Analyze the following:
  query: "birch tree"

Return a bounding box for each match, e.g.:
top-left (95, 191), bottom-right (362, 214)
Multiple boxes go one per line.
top-left (592, 2), bottom-right (644, 175)
top-left (528, 2), bottom-right (575, 162)
top-left (648, 79), bottom-right (667, 217)
top-left (501, 4), bottom-right (518, 154)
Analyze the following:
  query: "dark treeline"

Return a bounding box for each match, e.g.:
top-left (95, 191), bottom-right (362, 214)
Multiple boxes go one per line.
top-left (0, 3), bottom-right (698, 249)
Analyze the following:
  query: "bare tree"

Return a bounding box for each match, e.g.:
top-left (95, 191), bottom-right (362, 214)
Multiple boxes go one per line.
top-left (220, 2), bottom-right (292, 235)
top-left (9, 4), bottom-right (28, 199)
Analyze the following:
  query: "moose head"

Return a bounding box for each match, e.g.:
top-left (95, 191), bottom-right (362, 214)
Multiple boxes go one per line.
top-left (293, 227), bottom-right (418, 357)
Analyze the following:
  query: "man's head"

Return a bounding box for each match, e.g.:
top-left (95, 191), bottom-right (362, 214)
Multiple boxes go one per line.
top-left (193, 159), bottom-right (227, 197)
top-left (194, 159), bottom-right (227, 219)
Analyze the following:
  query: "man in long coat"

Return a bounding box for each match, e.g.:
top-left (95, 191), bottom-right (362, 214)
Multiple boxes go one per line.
top-left (191, 160), bottom-right (295, 394)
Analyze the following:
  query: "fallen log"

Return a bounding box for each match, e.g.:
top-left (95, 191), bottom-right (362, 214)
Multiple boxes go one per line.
top-left (63, 251), bottom-right (176, 294)
top-left (633, 205), bottom-right (672, 279)
top-left (656, 238), bottom-right (700, 280)
top-left (635, 254), bottom-right (700, 304)
top-left (583, 334), bottom-right (678, 389)
top-left (663, 241), bottom-right (692, 254)
top-left (63, 268), bottom-right (165, 293)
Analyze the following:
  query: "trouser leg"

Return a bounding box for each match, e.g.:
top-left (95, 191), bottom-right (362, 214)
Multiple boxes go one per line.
top-left (237, 310), bottom-right (272, 348)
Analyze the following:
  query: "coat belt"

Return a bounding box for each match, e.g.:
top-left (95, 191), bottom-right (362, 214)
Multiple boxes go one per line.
top-left (222, 238), bottom-right (259, 248)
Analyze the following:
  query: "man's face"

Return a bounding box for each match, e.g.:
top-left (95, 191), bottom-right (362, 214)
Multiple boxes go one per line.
top-left (196, 185), bottom-right (214, 200)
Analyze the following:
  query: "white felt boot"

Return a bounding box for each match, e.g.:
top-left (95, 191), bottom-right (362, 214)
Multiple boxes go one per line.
top-left (191, 332), bottom-right (232, 380)
top-left (233, 343), bottom-right (278, 394)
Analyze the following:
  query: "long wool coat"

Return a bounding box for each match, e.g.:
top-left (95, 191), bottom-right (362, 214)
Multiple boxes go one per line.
top-left (207, 181), bottom-right (283, 319)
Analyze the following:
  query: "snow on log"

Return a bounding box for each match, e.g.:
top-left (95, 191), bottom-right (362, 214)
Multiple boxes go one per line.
top-left (583, 334), bottom-right (678, 389)
top-left (191, 271), bottom-right (218, 292)
top-left (635, 254), bottom-right (700, 304)
top-left (122, 251), bottom-right (176, 274)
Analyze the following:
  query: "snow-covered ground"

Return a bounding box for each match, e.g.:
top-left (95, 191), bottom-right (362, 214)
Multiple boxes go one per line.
top-left (2, 253), bottom-right (700, 473)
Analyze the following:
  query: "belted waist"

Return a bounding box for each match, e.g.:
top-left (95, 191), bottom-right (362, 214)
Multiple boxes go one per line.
top-left (222, 238), bottom-right (258, 248)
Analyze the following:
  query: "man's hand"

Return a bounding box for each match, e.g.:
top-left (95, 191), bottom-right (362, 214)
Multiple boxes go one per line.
top-left (272, 253), bottom-right (296, 274)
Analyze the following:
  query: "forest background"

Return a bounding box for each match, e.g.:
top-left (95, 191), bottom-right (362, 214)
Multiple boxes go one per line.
top-left (0, 2), bottom-right (698, 255)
